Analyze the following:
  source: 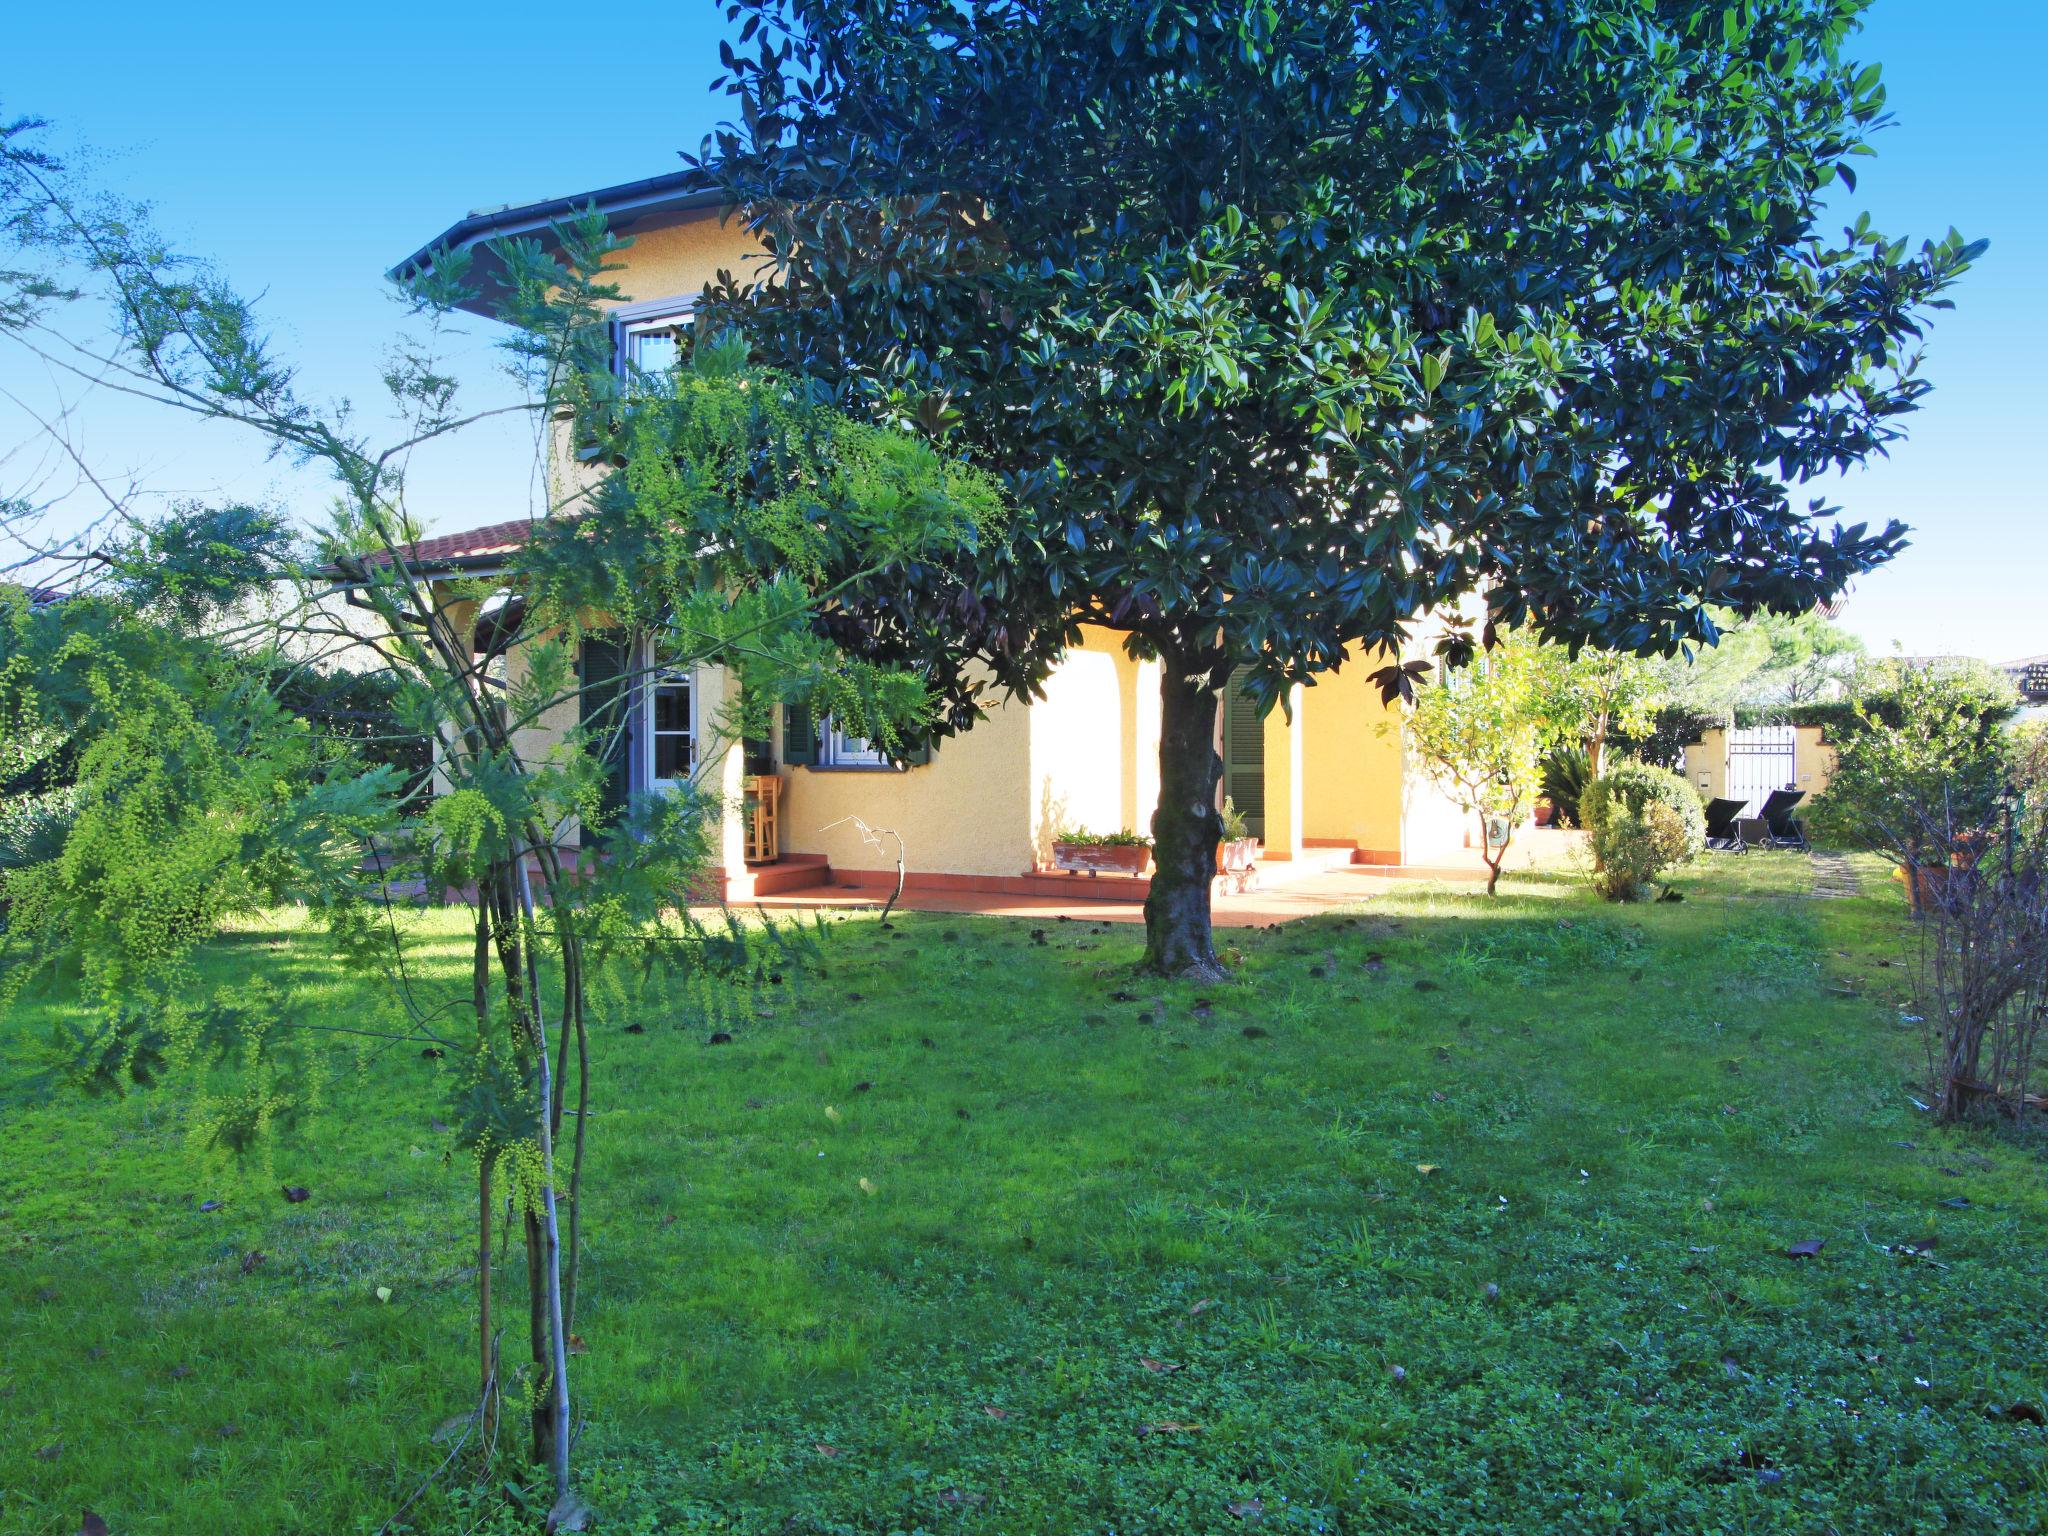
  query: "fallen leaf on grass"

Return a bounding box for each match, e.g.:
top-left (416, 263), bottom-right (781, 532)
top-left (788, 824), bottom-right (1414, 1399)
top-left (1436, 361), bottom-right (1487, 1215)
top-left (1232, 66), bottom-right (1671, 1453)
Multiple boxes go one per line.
top-left (1189, 1297), bottom-right (1215, 1316)
top-left (373, 1286), bottom-right (393, 1303)
top-left (239, 1250), bottom-right (266, 1275)
top-left (81, 1514), bottom-right (110, 1536)
top-left (1784, 1239), bottom-right (1825, 1259)
top-left (1999, 1401), bottom-right (2047, 1426)
top-left (198, 1200), bottom-right (223, 1213)
top-left (1138, 1421), bottom-right (1204, 1436)
top-left (1415, 1163), bottom-right (1439, 1175)
top-left (567, 1334), bottom-right (588, 1355)
top-left (1226, 1498), bottom-right (1264, 1520)
top-left (823, 1105), bottom-right (841, 1123)
top-left (858, 1177), bottom-right (878, 1196)
top-left (982, 1405), bottom-right (1009, 1420)
top-left (281, 1186), bottom-right (311, 1203)
top-left (1941, 1196), bottom-right (1972, 1209)
top-left (814, 1443), bottom-right (838, 1458)
top-left (1138, 1356), bottom-right (1181, 1374)
top-left (35, 1442), bottom-right (61, 1461)
top-left (938, 1488), bottom-right (984, 1507)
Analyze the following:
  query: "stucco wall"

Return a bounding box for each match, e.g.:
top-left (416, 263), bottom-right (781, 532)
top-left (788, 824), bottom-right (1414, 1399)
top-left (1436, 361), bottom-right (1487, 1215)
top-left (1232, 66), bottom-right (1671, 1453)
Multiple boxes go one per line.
top-left (1683, 726), bottom-right (1837, 804)
top-left (1026, 627), bottom-right (1166, 863)
top-left (778, 682), bottom-right (1037, 879)
top-left (609, 213), bottom-right (762, 308)
top-left (1301, 659), bottom-right (1406, 859)
top-left (1031, 643), bottom-right (1129, 841)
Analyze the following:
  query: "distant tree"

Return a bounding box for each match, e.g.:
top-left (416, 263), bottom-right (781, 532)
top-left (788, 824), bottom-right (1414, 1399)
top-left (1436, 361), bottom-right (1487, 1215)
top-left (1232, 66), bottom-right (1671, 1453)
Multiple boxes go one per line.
top-left (1752, 610), bottom-right (1868, 704)
top-left (706, 0), bottom-right (1981, 977)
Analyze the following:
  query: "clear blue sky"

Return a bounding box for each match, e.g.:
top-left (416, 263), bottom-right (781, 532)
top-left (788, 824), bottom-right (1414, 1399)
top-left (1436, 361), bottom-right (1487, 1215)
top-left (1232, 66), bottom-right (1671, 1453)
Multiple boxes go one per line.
top-left (6, 0), bottom-right (2041, 661)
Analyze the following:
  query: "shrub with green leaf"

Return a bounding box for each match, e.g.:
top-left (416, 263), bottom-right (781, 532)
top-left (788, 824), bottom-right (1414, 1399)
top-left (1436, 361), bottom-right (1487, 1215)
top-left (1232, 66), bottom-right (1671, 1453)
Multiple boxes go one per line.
top-left (1588, 799), bottom-right (1695, 901)
top-left (1539, 746), bottom-right (1593, 828)
top-left (1805, 659), bottom-right (2018, 872)
top-left (1582, 762), bottom-right (1705, 899)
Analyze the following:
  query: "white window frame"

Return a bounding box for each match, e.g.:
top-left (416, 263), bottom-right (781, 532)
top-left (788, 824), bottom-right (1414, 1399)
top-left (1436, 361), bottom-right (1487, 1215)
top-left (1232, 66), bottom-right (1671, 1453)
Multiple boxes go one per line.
top-left (638, 644), bottom-right (698, 790)
top-left (819, 718), bottom-right (889, 769)
top-left (611, 295), bottom-right (695, 382)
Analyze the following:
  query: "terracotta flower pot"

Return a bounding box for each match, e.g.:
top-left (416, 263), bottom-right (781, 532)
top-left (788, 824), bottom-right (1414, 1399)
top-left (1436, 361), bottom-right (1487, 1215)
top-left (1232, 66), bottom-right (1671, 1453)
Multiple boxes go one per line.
top-left (1051, 840), bottom-right (1151, 877)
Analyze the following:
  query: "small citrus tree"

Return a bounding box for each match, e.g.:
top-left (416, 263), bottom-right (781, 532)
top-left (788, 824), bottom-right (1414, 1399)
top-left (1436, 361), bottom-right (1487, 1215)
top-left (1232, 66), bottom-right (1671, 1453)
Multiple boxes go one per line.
top-left (1409, 642), bottom-right (1542, 896)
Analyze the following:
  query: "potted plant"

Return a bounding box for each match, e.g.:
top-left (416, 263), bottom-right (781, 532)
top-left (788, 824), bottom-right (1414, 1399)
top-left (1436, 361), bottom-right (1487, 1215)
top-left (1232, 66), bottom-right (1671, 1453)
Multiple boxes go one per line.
top-left (1050, 827), bottom-right (1153, 876)
top-left (1217, 796), bottom-right (1261, 875)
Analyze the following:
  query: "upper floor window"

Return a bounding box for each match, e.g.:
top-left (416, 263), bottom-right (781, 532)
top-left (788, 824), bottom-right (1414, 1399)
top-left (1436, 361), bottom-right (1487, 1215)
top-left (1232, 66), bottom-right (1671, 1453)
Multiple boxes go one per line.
top-left (613, 298), bottom-right (694, 382)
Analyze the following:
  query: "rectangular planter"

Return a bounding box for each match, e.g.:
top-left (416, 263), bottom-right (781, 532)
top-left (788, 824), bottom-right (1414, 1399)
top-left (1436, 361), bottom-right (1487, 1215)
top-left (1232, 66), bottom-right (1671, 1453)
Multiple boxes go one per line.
top-left (1051, 841), bottom-right (1152, 877)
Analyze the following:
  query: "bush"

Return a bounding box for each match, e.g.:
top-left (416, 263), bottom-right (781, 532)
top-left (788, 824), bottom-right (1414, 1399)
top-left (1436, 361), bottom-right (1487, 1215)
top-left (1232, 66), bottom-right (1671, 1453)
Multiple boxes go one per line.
top-left (1583, 761), bottom-right (1708, 852)
top-left (1539, 746), bottom-right (1593, 827)
top-left (1589, 798), bottom-right (1695, 901)
top-left (1582, 761), bottom-right (1706, 899)
top-left (1804, 661), bottom-right (2017, 871)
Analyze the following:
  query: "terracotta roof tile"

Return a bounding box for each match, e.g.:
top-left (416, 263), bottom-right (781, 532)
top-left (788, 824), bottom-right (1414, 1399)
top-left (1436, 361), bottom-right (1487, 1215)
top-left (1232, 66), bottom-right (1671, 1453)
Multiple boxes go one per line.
top-left (358, 518), bottom-right (540, 571)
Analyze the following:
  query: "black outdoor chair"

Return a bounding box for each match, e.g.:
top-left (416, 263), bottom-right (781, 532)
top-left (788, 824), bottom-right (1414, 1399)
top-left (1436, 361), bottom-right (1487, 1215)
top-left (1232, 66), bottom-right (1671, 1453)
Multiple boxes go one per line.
top-left (1703, 797), bottom-right (1750, 852)
top-left (1757, 789), bottom-right (1810, 852)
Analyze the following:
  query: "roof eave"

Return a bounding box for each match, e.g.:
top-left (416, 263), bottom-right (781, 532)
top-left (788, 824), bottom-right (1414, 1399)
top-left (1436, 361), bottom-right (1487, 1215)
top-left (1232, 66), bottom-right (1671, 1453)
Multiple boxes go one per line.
top-left (387, 169), bottom-right (729, 305)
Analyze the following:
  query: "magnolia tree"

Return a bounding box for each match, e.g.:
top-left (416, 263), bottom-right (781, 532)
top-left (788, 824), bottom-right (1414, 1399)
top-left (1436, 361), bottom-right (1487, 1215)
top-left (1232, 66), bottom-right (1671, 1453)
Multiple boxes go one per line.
top-left (0, 120), bottom-right (997, 1519)
top-left (700, 0), bottom-right (1979, 977)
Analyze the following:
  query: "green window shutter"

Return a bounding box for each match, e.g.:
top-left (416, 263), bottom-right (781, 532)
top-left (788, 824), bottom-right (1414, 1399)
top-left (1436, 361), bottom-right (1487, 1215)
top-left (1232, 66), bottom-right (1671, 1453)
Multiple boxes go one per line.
top-left (579, 635), bottom-right (634, 828)
top-left (782, 702), bottom-right (816, 765)
top-left (1222, 666), bottom-right (1267, 839)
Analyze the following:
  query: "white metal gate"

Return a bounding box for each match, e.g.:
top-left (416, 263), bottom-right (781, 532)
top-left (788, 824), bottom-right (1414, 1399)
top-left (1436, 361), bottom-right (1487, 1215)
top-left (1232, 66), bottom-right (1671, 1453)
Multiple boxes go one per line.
top-left (1725, 726), bottom-right (1796, 813)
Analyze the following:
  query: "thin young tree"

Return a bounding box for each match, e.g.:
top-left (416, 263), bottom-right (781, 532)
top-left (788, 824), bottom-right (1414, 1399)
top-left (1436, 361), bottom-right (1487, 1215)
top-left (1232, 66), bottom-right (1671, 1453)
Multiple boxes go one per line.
top-left (1, 115), bottom-right (999, 1521)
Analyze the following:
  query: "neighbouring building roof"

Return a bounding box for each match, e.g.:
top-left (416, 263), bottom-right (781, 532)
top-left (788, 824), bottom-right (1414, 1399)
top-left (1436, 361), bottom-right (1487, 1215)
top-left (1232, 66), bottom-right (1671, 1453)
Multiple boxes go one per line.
top-left (390, 167), bottom-right (725, 313)
top-left (2003, 654), bottom-right (2048, 701)
top-left (3, 581), bottom-right (69, 607)
top-left (336, 517), bottom-right (542, 579)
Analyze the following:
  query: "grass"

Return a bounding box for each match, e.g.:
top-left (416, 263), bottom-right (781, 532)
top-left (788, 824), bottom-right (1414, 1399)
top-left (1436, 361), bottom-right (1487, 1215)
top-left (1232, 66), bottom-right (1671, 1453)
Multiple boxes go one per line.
top-left (4, 855), bottom-right (2046, 1534)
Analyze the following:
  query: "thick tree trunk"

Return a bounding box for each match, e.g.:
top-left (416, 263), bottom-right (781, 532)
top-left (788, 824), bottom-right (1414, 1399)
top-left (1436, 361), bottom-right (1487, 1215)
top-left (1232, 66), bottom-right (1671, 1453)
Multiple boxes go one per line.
top-left (1143, 653), bottom-right (1227, 979)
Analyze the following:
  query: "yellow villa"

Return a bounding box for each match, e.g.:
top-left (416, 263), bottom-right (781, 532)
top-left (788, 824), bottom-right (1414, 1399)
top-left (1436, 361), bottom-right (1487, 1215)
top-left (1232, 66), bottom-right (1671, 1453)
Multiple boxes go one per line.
top-left (378, 171), bottom-right (1477, 903)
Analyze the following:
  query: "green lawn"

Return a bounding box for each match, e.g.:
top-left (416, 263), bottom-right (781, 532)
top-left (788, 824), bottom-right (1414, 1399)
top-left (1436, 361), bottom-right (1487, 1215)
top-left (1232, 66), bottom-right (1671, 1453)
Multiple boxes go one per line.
top-left (4, 856), bottom-right (2046, 1535)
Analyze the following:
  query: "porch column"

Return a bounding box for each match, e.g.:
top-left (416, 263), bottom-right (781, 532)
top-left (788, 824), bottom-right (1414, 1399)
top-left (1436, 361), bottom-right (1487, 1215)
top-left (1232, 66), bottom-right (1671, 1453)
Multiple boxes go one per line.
top-left (696, 665), bottom-right (750, 875)
top-left (1261, 683), bottom-right (1305, 860)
